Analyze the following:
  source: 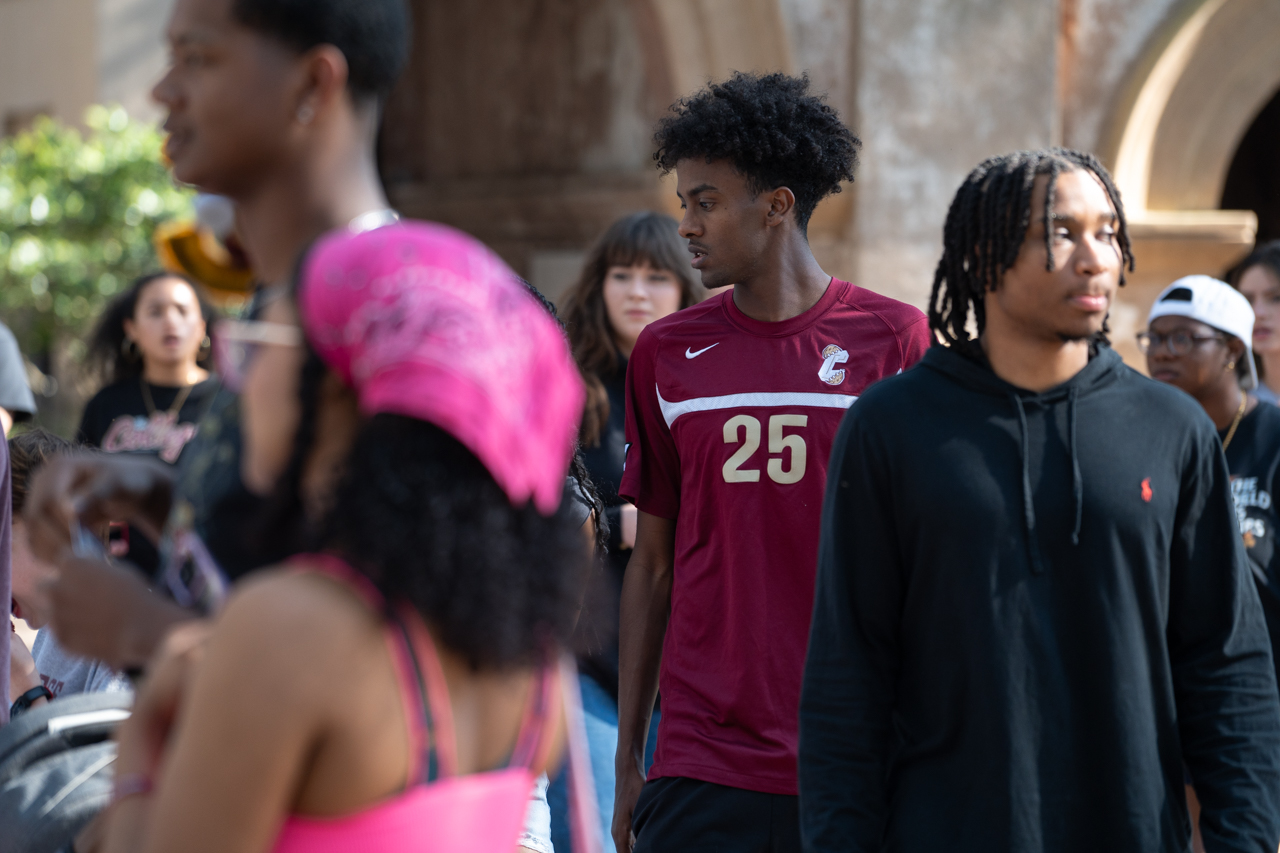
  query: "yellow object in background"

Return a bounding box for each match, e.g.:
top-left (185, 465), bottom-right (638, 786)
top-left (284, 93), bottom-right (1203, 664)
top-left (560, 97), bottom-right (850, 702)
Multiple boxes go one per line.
top-left (153, 219), bottom-right (254, 304)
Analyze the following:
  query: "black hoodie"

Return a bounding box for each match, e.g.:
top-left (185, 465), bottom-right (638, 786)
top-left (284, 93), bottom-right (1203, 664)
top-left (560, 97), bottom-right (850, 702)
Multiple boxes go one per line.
top-left (799, 345), bottom-right (1280, 852)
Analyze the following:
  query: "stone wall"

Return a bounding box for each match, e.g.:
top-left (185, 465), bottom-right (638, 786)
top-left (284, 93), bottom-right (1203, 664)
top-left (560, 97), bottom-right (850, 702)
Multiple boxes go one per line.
top-left (852, 0), bottom-right (1058, 309)
top-left (382, 0), bottom-right (669, 301)
top-left (381, 0), bottom-right (1279, 351)
top-left (0, 0), bottom-right (97, 132)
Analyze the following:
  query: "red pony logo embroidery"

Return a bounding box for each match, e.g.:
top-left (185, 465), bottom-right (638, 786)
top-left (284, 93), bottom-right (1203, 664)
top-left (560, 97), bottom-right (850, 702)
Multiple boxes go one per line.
top-left (1141, 478), bottom-right (1153, 503)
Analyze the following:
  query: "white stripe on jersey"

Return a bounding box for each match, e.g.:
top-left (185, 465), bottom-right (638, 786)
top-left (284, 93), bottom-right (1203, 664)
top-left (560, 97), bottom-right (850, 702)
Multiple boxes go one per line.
top-left (657, 385), bottom-right (858, 427)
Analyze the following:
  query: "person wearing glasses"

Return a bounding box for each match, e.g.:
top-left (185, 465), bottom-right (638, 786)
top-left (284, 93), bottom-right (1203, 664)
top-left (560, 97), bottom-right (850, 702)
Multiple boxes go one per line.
top-left (1140, 275), bottom-right (1280, 688)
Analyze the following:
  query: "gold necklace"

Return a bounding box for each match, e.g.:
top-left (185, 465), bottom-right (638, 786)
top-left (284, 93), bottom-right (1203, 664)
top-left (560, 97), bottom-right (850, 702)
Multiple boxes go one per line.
top-left (140, 375), bottom-right (195, 419)
top-left (1222, 394), bottom-right (1248, 451)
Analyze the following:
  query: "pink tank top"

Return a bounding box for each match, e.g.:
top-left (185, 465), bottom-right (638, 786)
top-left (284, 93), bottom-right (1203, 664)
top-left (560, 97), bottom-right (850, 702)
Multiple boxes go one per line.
top-left (271, 554), bottom-right (560, 853)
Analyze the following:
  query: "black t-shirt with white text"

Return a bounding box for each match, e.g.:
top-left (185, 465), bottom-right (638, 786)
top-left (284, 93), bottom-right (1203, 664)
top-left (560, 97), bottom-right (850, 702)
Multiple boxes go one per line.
top-left (77, 376), bottom-right (218, 575)
top-left (77, 377), bottom-right (218, 465)
top-left (1224, 399), bottom-right (1280, 686)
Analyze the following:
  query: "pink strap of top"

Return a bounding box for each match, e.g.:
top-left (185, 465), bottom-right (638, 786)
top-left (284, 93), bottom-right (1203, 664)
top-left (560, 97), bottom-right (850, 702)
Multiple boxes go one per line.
top-left (288, 553), bottom-right (559, 782)
top-left (276, 554), bottom-right (603, 853)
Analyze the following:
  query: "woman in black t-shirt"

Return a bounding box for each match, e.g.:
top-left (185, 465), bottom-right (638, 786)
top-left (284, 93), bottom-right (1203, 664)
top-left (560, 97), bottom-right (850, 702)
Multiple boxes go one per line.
top-left (77, 272), bottom-right (219, 571)
top-left (1141, 275), bottom-right (1280, 679)
top-left (552, 212), bottom-right (705, 850)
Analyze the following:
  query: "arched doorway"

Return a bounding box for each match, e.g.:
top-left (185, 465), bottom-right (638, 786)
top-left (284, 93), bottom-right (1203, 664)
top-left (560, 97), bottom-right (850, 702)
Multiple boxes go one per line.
top-left (1222, 86), bottom-right (1280, 245)
top-left (1099, 0), bottom-right (1280, 366)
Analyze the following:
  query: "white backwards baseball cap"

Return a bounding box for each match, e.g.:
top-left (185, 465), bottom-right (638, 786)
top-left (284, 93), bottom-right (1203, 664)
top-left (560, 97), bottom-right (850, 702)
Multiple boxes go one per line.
top-left (1147, 274), bottom-right (1257, 390)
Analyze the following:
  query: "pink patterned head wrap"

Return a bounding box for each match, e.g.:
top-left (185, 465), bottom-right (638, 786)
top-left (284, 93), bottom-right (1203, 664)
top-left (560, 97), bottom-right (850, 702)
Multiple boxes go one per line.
top-left (297, 222), bottom-right (584, 514)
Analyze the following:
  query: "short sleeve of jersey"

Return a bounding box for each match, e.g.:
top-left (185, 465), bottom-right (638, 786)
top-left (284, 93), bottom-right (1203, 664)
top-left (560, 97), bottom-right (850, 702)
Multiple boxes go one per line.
top-left (620, 327), bottom-right (680, 519)
top-left (901, 315), bottom-right (931, 370)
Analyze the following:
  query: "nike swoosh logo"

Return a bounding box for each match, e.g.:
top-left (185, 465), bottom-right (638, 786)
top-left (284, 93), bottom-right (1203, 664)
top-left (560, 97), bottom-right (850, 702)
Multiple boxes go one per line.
top-left (685, 343), bottom-right (720, 359)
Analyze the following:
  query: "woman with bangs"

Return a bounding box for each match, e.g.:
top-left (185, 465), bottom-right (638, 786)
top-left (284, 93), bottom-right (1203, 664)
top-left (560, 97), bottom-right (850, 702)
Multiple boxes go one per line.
top-left (555, 212), bottom-right (704, 851)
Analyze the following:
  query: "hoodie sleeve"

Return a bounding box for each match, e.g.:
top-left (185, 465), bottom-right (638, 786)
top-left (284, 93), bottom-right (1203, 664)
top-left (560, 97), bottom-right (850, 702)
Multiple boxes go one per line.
top-left (1169, 423), bottom-right (1280, 850)
top-left (799, 401), bottom-right (901, 851)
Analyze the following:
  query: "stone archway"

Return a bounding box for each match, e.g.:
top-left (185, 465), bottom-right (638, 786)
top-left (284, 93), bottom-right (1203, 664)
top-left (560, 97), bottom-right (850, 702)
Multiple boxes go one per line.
top-left (628, 0), bottom-right (794, 104)
top-left (382, 0), bottom-right (857, 302)
top-left (1097, 0), bottom-right (1280, 365)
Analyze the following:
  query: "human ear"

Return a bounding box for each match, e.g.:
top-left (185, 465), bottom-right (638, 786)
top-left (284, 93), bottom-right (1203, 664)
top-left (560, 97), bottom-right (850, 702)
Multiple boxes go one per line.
top-left (294, 45), bottom-right (350, 125)
top-left (1227, 336), bottom-right (1247, 369)
top-left (765, 187), bottom-right (797, 227)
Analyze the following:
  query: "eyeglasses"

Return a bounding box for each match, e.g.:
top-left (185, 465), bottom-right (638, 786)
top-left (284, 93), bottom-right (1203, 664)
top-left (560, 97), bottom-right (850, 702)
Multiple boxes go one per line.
top-left (213, 318), bottom-right (304, 392)
top-left (1136, 330), bottom-right (1226, 356)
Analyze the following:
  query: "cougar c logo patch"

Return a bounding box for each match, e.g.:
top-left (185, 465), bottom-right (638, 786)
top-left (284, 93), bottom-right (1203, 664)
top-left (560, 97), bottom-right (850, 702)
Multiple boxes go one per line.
top-left (819, 344), bottom-right (848, 386)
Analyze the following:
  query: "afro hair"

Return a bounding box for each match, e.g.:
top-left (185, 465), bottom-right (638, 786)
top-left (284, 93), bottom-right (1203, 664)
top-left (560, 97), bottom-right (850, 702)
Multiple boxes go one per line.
top-left (653, 72), bottom-right (860, 231)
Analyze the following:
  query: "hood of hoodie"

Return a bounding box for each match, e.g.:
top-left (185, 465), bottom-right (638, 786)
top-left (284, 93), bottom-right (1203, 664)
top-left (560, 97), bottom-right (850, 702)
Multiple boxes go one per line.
top-left (919, 343), bottom-right (1128, 573)
top-left (919, 342), bottom-right (1125, 402)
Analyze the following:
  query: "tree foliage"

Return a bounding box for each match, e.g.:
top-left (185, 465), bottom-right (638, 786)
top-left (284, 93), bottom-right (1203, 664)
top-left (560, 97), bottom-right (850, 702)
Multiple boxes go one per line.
top-left (0, 106), bottom-right (193, 365)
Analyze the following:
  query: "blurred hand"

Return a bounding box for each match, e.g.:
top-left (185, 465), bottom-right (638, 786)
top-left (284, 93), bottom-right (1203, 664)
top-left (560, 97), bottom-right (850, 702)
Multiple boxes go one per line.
top-left (42, 556), bottom-right (190, 671)
top-left (9, 622), bottom-right (44, 699)
top-left (24, 453), bottom-right (175, 563)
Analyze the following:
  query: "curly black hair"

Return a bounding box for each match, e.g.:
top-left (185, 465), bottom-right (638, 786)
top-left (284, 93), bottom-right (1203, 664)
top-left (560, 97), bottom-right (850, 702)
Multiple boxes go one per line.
top-left (653, 72), bottom-right (860, 231)
top-left (323, 415), bottom-right (588, 670)
top-left (929, 148), bottom-right (1134, 349)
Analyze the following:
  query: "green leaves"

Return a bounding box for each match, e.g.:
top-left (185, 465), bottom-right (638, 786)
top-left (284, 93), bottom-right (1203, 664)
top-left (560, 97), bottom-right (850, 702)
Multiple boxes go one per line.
top-left (0, 106), bottom-right (193, 355)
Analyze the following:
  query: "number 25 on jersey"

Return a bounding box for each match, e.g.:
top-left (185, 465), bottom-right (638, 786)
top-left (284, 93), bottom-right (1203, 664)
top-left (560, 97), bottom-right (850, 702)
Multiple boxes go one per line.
top-left (723, 414), bottom-right (807, 485)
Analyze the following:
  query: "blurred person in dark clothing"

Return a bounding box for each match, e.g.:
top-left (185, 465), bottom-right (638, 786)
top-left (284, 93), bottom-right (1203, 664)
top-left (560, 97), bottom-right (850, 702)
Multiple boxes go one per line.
top-left (551, 211), bottom-right (704, 851)
top-left (23, 0), bottom-right (409, 672)
top-left (79, 272), bottom-right (217, 465)
top-left (78, 271), bottom-right (218, 574)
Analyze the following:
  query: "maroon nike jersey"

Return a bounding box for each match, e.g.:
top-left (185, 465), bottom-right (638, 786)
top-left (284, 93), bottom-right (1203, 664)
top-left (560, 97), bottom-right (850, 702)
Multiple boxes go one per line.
top-left (621, 279), bottom-right (929, 794)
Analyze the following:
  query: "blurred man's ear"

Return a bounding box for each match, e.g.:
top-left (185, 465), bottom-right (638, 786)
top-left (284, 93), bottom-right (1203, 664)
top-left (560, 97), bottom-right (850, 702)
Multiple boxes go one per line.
top-left (1, 407), bottom-right (13, 438)
top-left (294, 44), bottom-right (351, 127)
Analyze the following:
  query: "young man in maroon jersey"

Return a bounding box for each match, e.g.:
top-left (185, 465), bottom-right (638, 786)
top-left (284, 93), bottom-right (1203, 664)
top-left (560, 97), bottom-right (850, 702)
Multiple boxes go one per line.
top-left (612, 72), bottom-right (931, 853)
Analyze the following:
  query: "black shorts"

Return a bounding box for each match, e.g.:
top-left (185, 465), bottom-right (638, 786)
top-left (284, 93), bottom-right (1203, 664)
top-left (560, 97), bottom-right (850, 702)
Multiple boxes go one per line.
top-left (632, 776), bottom-right (800, 853)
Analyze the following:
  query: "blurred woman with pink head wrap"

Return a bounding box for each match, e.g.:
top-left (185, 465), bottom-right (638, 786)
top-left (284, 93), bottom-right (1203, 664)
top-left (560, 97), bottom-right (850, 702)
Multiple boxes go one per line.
top-left (101, 222), bottom-right (601, 853)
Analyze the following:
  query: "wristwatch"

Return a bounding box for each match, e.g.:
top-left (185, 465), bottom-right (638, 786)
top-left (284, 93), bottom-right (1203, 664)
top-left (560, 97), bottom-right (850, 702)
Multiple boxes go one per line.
top-left (10, 685), bottom-right (53, 719)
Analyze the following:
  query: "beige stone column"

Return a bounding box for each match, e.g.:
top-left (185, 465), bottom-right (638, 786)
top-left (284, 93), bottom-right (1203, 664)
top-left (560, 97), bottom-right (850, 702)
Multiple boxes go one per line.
top-left (852, 0), bottom-right (1059, 311)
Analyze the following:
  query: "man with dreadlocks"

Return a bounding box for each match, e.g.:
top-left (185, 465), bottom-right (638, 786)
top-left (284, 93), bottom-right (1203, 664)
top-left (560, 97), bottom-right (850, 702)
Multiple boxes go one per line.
top-left (613, 72), bottom-right (929, 853)
top-left (799, 148), bottom-right (1280, 852)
